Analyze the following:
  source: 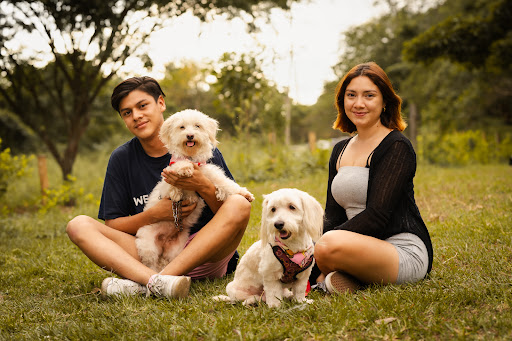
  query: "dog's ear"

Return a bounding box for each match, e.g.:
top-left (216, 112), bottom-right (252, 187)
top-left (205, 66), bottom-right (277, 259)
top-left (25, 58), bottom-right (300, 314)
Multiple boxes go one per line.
top-left (260, 194), bottom-right (271, 242)
top-left (299, 191), bottom-right (324, 242)
top-left (159, 115), bottom-right (175, 148)
top-left (203, 115), bottom-right (219, 147)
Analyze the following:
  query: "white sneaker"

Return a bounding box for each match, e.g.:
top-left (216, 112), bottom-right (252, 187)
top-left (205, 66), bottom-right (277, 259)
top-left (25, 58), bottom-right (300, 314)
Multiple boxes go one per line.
top-left (147, 274), bottom-right (191, 299)
top-left (101, 277), bottom-right (147, 297)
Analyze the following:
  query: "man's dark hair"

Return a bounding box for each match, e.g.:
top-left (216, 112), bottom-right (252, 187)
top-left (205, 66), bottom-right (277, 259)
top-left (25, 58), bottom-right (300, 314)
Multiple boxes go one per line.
top-left (111, 76), bottom-right (166, 113)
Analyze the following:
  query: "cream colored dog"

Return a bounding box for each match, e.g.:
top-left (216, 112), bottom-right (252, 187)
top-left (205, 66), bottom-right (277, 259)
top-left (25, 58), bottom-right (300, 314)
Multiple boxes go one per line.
top-left (135, 109), bottom-right (254, 272)
top-left (214, 188), bottom-right (324, 308)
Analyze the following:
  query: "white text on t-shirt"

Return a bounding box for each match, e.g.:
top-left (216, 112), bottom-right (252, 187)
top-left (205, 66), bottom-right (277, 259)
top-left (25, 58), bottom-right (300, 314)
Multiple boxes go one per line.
top-left (133, 195), bottom-right (149, 207)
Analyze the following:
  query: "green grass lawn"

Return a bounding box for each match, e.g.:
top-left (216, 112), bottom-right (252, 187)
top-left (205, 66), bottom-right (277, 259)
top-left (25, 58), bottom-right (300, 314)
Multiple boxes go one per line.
top-left (1, 161), bottom-right (511, 340)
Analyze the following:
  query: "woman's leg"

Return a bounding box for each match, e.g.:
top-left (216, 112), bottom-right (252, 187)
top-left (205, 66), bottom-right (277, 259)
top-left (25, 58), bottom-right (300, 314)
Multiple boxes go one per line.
top-left (160, 194), bottom-right (250, 277)
top-left (66, 215), bottom-right (156, 285)
top-left (314, 230), bottom-right (399, 285)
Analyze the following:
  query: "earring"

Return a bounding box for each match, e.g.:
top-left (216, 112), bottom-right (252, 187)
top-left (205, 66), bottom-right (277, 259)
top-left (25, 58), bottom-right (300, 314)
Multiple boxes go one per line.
top-left (383, 106), bottom-right (386, 112)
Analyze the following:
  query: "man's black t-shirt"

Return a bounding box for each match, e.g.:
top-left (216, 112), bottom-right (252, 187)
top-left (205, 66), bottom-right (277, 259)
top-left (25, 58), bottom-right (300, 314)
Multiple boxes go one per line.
top-left (98, 137), bottom-right (234, 235)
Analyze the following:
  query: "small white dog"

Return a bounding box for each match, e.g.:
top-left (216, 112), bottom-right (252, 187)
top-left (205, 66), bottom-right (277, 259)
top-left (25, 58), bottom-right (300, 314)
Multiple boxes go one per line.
top-left (214, 188), bottom-right (324, 308)
top-left (135, 109), bottom-right (254, 272)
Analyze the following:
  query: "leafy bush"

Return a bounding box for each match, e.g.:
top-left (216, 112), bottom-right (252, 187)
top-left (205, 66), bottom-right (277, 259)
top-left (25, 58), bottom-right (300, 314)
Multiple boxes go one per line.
top-left (0, 138), bottom-right (33, 213)
top-left (37, 175), bottom-right (97, 214)
top-left (1, 149), bottom-right (103, 216)
top-left (219, 138), bottom-right (329, 183)
top-left (417, 130), bottom-right (512, 165)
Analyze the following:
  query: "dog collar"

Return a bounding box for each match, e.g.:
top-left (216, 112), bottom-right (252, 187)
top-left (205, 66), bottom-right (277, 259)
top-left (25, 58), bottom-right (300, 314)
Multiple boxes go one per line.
top-left (169, 154), bottom-right (206, 166)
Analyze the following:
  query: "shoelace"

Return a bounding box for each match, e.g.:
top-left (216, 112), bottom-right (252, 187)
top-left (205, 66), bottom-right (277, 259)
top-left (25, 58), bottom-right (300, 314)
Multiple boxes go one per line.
top-left (146, 274), bottom-right (162, 297)
top-left (310, 281), bottom-right (327, 293)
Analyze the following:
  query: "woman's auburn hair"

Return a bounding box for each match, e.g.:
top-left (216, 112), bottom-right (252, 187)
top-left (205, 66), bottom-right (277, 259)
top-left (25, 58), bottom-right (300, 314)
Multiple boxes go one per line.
top-left (333, 62), bottom-right (406, 133)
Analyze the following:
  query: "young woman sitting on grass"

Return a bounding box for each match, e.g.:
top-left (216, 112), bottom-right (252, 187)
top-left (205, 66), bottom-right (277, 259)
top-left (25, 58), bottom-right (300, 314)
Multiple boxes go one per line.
top-left (310, 62), bottom-right (433, 293)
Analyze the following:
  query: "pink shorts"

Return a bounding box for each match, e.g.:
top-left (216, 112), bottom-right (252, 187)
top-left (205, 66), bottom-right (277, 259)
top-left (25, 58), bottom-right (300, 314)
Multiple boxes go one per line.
top-left (184, 232), bottom-right (235, 280)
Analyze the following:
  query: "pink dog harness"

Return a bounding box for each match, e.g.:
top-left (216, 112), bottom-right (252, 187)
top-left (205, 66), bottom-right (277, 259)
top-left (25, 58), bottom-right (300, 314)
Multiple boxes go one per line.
top-left (271, 238), bottom-right (314, 284)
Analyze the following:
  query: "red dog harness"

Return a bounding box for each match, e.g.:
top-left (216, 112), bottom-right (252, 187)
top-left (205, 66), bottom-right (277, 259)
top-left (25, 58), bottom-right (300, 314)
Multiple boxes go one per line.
top-left (169, 154), bottom-right (206, 166)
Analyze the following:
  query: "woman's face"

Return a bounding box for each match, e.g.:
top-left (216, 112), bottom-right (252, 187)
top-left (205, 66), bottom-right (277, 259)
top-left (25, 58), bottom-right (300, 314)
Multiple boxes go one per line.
top-left (344, 76), bottom-right (385, 131)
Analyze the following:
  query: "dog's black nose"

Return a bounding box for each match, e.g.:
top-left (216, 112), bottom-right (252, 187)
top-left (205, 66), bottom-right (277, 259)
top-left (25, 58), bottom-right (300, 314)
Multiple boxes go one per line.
top-left (187, 134), bottom-right (194, 140)
top-left (274, 221), bottom-right (285, 230)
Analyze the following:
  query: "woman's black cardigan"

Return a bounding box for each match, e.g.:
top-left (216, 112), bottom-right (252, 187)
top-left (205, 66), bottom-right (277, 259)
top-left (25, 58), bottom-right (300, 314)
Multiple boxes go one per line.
top-left (311, 130), bottom-right (433, 280)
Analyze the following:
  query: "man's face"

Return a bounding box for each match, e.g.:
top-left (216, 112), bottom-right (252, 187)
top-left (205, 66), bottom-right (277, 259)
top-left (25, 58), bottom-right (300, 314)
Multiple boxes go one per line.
top-left (118, 89), bottom-right (165, 141)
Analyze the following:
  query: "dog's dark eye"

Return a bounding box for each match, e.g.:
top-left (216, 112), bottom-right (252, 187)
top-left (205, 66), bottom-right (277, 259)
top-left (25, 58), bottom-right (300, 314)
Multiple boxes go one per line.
top-left (289, 205), bottom-right (296, 210)
top-left (195, 124), bottom-right (200, 128)
top-left (271, 207), bottom-right (276, 213)
top-left (180, 126), bottom-right (185, 129)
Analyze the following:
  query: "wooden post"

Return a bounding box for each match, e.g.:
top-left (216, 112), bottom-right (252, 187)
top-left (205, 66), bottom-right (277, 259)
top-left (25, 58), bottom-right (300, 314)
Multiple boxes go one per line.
top-left (308, 131), bottom-right (316, 153)
top-left (268, 131), bottom-right (276, 145)
top-left (38, 155), bottom-right (49, 203)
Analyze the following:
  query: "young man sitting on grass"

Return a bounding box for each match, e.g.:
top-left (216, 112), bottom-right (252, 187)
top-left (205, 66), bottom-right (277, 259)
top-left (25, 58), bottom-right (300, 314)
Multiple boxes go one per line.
top-left (66, 76), bottom-right (251, 299)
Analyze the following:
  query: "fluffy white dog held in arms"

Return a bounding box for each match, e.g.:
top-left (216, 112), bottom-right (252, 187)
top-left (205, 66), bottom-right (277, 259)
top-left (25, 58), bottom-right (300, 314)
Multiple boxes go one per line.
top-left (136, 109), bottom-right (254, 272)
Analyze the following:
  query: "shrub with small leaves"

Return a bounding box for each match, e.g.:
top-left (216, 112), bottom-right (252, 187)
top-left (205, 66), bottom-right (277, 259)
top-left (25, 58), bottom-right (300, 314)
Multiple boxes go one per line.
top-left (417, 130), bottom-right (512, 165)
top-left (0, 138), bottom-right (33, 202)
top-left (38, 175), bottom-right (96, 214)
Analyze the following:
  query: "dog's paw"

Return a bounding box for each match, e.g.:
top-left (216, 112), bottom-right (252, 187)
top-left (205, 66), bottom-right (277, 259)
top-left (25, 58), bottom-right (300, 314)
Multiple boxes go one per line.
top-left (242, 296), bottom-right (263, 307)
top-left (239, 188), bottom-right (255, 202)
top-left (283, 289), bottom-right (294, 299)
top-left (293, 296), bottom-right (313, 304)
top-left (265, 297), bottom-right (282, 308)
top-left (168, 187), bottom-right (183, 202)
top-left (212, 295), bottom-right (235, 304)
top-left (266, 301), bottom-right (282, 308)
top-left (174, 162), bottom-right (194, 177)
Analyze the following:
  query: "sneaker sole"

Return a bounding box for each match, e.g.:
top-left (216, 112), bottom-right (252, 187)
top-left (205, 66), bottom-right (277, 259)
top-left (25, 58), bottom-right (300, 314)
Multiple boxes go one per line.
top-left (172, 276), bottom-right (191, 298)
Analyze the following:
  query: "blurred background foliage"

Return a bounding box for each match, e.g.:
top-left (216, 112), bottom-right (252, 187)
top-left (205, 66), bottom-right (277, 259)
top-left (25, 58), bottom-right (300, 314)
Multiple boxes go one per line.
top-left (0, 0), bottom-right (511, 210)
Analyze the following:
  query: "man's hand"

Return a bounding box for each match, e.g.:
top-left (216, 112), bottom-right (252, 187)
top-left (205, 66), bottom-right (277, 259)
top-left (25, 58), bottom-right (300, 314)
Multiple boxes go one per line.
top-left (162, 163), bottom-right (212, 192)
top-left (163, 163), bottom-right (222, 213)
top-left (150, 198), bottom-right (197, 222)
top-left (105, 198), bottom-right (197, 235)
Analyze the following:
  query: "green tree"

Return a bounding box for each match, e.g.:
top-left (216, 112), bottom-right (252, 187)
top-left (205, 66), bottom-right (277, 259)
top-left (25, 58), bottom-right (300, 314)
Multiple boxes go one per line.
top-left (301, 80), bottom-right (340, 140)
top-left (330, 2), bottom-right (433, 146)
top-left (159, 62), bottom-right (216, 117)
top-left (209, 52), bottom-right (285, 141)
top-left (403, 0), bottom-right (512, 68)
top-left (0, 0), bottom-right (296, 180)
top-left (323, 0), bottom-right (511, 147)
top-left (403, 0), bottom-right (512, 130)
